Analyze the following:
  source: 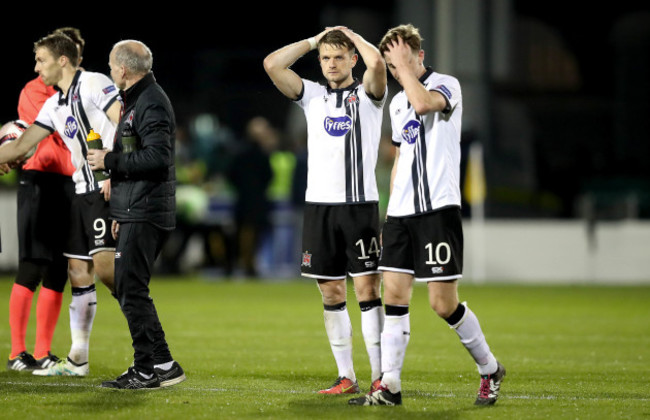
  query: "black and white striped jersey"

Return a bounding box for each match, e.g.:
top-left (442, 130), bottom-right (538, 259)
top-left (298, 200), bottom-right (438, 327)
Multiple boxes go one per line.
top-left (387, 69), bottom-right (463, 217)
top-left (34, 70), bottom-right (119, 195)
top-left (295, 79), bottom-right (386, 204)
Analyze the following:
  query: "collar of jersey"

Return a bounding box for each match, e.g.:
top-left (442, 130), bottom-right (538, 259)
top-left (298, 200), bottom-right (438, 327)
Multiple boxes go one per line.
top-left (419, 67), bottom-right (434, 84)
top-left (56, 70), bottom-right (82, 106)
top-left (326, 78), bottom-right (360, 94)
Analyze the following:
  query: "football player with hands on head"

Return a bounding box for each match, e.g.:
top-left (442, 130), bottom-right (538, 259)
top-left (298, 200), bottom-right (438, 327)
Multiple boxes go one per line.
top-left (264, 26), bottom-right (387, 395)
top-left (0, 31), bottom-right (122, 378)
top-left (349, 24), bottom-right (505, 407)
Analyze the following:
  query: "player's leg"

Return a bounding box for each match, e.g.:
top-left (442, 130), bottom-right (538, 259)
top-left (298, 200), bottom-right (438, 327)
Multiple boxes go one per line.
top-left (428, 279), bottom-right (498, 370)
top-left (7, 261), bottom-right (43, 371)
top-left (8, 171), bottom-right (48, 371)
top-left (66, 258), bottom-right (97, 367)
top-left (349, 216), bottom-right (410, 406)
top-left (300, 204), bottom-right (359, 394)
top-left (344, 203), bottom-right (384, 391)
top-left (349, 270), bottom-right (408, 406)
top-left (33, 256), bottom-right (68, 366)
top-left (429, 282), bottom-right (496, 373)
top-left (34, 257), bottom-right (95, 376)
top-left (92, 250), bottom-right (114, 293)
top-left (352, 273), bottom-right (384, 390)
top-left (378, 271), bottom-right (412, 395)
top-left (64, 192), bottom-right (113, 367)
top-left (32, 173), bottom-right (73, 365)
top-left (316, 278), bottom-right (359, 394)
top-left (428, 280), bottom-right (505, 404)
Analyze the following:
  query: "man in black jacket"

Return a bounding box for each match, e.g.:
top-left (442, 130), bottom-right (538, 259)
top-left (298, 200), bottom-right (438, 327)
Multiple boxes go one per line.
top-left (88, 40), bottom-right (185, 389)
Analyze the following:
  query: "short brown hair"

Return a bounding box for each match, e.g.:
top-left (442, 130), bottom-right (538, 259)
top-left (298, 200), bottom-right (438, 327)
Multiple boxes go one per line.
top-left (34, 33), bottom-right (79, 65)
top-left (53, 27), bottom-right (85, 57)
top-left (378, 24), bottom-right (422, 56)
top-left (318, 29), bottom-right (356, 55)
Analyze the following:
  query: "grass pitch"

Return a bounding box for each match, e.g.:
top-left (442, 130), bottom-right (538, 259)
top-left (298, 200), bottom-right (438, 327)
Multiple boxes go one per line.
top-left (0, 275), bottom-right (648, 419)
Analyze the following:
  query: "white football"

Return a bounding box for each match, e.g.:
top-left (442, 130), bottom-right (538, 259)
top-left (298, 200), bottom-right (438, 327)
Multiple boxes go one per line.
top-left (0, 120), bottom-right (35, 159)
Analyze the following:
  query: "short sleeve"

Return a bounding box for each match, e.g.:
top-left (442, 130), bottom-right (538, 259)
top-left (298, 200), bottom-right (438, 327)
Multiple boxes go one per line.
top-left (294, 79), bottom-right (323, 108)
top-left (429, 76), bottom-right (460, 114)
top-left (86, 73), bottom-right (120, 113)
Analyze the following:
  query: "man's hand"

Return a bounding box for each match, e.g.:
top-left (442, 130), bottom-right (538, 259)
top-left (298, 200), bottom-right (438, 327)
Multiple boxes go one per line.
top-left (383, 35), bottom-right (416, 70)
top-left (111, 220), bottom-right (120, 240)
top-left (88, 148), bottom-right (108, 171)
top-left (0, 159), bottom-right (24, 175)
top-left (0, 163), bottom-right (10, 175)
top-left (101, 178), bottom-right (111, 202)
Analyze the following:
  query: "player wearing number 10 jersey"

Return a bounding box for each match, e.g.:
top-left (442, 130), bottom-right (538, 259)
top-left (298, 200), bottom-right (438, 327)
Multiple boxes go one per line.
top-left (264, 26), bottom-right (387, 395)
top-left (349, 24), bottom-right (505, 408)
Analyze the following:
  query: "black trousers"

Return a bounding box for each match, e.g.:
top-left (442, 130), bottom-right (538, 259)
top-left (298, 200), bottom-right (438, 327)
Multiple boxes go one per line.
top-left (114, 222), bottom-right (172, 374)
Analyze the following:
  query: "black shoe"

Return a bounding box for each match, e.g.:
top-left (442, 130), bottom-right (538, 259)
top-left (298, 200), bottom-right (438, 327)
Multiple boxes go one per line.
top-left (7, 351), bottom-right (39, 371)
top-left (101, 367), bottom-right (161, 389)
top-left (35, 352), bottom-right (60, 369)
top-left (475, 361), bottom-right (506, 406)
top-left (154, 361), bottom-right (186, 387)
top-left (348, 384), bottom-right (402, 406)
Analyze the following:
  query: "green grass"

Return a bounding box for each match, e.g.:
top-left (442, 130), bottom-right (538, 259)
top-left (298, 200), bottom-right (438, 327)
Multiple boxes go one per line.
top-left (0, 276), bottom-right (648, 419)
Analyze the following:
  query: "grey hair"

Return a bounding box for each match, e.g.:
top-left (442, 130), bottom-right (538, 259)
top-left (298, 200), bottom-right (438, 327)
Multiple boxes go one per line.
top-left (112, 40), bottom-right (153, 75)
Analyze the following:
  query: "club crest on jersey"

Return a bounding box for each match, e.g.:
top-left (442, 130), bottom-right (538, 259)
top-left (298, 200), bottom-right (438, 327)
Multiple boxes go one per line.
top-left (324, 115), bottom-right (352, 137)
top-left (301, 251), bottom-right (312, 267)
top-left (402, 120), bottom-right (420, 144)
top-left (64, 116), bottom-right (79, 139)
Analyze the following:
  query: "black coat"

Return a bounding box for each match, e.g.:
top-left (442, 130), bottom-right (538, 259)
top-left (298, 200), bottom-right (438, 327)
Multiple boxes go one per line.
top-left (105, 73), bottom-right (176, 230)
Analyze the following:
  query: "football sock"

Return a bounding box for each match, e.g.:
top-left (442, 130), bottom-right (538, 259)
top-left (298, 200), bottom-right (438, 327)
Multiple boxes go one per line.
top-left (33, 287), bottom-right (63, 359)
top-left (359, 298), bottom-right (384, 381)
top-left (68, 285), bottom-right (97, 365)
top-left (9, 284), bottom-right (34, 358)
top-left (381, 305), bottom-right (410, 393)
top-left (323, 301), bottom-right (356, 381)
top-left (446, 302), bottom-right (498, 375)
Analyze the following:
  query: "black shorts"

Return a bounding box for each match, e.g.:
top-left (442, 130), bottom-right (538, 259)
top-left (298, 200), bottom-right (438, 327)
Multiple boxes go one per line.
top-left (64, 190), bottom-right (115, 260)
top-left (300, 202), bottom-right (380, 279)
top-left (379, 206), bottom-right (463, 281)
top-left (17, 170), bottom-right (74, 261)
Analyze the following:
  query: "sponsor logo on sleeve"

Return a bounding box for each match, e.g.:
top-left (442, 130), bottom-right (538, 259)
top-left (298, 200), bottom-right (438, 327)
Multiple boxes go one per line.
top-left (436, 84), bottom-right (452, 99)
top-left (103, 85), bottom-right (117, 95)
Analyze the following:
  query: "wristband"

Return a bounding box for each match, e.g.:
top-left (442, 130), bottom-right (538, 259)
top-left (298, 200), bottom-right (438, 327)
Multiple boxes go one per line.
top-left (307, 37), bottom-right (317, 50)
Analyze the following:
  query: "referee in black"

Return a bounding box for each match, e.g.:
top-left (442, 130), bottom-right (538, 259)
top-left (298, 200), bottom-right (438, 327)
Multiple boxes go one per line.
top-left (88, 39), bottom-right (184, 389)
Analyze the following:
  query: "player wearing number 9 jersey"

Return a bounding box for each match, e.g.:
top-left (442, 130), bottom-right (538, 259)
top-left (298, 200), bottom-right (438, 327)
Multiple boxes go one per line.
top-left (264, 27), bottom-right (387, 394)
top-left (349, 24), bottom-right (505, 408)
top-left (4, 28), bottom-right (78, 373)
top-left (0, 32), bottom-right (122, 376)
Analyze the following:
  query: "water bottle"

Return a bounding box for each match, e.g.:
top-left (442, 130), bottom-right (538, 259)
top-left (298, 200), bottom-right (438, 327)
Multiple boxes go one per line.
top-left (86, 129), bottom-right (108, 181)
top-left (122, 127), bottom-right (136, 153)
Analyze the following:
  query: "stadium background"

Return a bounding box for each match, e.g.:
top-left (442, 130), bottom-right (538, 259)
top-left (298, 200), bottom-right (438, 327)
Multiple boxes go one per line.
top-left (1, 0), bottom-right (649, 282)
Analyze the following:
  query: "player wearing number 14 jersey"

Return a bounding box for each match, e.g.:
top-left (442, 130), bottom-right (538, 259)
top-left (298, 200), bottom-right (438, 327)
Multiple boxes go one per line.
top-left (349, 24), bottom-right (505, 408)
top-left (264, 27), bottom-right (387, 395)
